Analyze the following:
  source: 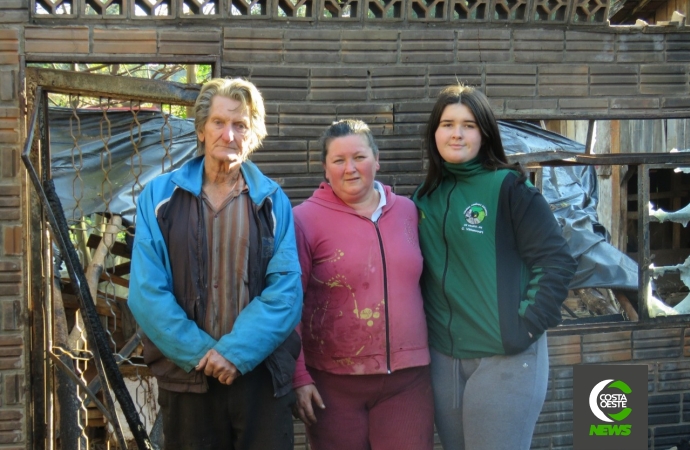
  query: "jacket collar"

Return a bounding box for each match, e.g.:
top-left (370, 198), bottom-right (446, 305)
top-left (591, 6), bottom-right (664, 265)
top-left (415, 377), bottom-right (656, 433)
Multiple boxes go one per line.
top-left (171, 155), bottom-right (278, 205)
top-left (442, 157), bottom-right (486, 178)
top-left (306, 181), bottom-right (396, 215)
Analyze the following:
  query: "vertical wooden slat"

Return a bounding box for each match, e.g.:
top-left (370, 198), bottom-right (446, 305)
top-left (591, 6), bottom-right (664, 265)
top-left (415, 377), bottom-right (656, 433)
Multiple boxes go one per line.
top-left (672, 172), bottom-right (681, 251)
top-left (27, 86), bottom-right (46, 450)
top-left (610, 120), bottom-right (623, 251)
top-left (585, 119), bottom-right (595, 155)
top-left (638, 164), bottom-right (651, 321)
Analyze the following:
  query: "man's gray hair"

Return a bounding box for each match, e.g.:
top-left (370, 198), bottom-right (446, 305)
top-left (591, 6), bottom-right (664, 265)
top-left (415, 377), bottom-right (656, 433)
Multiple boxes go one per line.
top-left (194, 78), bottom-right (267, 156)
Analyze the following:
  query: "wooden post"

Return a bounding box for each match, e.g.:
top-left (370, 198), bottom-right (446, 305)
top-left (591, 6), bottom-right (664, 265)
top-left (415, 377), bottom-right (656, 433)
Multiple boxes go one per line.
top-left (638, 164), bottom-right (651, 321)
top-left (186, 64), bottom-right (196, 119)
top-left (610, 120), bottom-right (624, 251)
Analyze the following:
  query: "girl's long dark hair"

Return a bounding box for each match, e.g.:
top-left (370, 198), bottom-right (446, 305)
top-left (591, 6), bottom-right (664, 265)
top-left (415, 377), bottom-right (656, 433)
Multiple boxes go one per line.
top-left (417, 85), bottom-right (526, 198)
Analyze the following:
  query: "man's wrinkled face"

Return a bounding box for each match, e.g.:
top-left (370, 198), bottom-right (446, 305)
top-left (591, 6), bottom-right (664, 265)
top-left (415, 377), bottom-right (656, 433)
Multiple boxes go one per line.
top-left (198, 96), bottom-right (251, 169)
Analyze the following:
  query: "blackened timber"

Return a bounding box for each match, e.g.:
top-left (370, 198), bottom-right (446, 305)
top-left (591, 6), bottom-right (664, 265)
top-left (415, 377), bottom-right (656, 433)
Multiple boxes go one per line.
top-left (638, 164), bottom-right (652, 321)
top-left (86, 234), bottom-right (131, 259)
top-left (48, 352), bottom-right (117, 425)
top-left (508, 151), bottom-right (690, 168)
top-left (26, 67), bottom-right (199, 106)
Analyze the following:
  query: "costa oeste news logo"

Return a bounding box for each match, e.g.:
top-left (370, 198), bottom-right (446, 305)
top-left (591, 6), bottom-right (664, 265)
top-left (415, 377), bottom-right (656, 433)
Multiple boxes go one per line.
top-left (573, 365), bottom-right (647, 450)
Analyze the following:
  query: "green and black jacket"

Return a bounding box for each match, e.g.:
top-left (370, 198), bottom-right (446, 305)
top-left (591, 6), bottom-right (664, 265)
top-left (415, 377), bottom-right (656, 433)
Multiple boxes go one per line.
top-left (413, 158), bottom-right (577, 359)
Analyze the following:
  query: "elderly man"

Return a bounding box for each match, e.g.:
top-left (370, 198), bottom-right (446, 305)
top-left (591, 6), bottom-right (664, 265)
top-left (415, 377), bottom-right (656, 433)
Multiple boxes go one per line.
top-left (128, 78), bottom-right (302, 450)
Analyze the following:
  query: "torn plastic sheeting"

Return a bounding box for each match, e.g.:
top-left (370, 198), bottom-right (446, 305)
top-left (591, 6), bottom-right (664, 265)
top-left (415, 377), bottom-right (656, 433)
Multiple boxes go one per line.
top-left (500, 121), bottom-right (638, 292)
top-left (49, 107), bottom-right (198, 224)
top-left (499, 120), bottom-right (585, 154)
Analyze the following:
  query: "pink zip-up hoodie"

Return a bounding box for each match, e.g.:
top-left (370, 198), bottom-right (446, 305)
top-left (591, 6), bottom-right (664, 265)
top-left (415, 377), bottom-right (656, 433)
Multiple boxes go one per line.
top-left (292, 182), bottom-right (430, 387)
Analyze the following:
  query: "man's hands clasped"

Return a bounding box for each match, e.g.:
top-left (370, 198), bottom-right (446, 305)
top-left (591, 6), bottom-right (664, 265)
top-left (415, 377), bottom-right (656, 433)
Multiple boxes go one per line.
top-left (196, 348), bottom-right (240, 385)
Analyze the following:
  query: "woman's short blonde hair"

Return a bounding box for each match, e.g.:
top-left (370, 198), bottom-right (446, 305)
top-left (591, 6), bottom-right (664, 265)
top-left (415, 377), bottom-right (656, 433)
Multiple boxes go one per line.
top-left (194, 78), bottom-right (267, 156)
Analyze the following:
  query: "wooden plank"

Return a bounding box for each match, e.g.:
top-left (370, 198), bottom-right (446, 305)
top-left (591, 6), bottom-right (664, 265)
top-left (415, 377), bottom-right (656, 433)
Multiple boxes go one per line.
top-left (106, 261), bottom-right (131, 277)
top-left (611, 120), bottom-right (623, 251)
top-left (99, 273), bottom-right (129, 289)
top-left (26, 67), bottom-right (199, 106)
top-left (86, 234), bottom-right (131, 259)
top-left (638, 164), bottom-right (651, 321)
top-left (510, 150), bottom-right (690, 167)
top-left (673, 172), bottom-right (682, 250)
top-left (628, 191), bottom-right (689, 201)
top-left (28, 91), bottom-right (46, 449)
top-left (61, 292), bottom-right (123, 318)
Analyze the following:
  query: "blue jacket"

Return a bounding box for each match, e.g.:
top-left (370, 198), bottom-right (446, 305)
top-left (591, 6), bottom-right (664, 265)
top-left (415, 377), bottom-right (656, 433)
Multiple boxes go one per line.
top-left (128, 155), bottom-right (302, 383)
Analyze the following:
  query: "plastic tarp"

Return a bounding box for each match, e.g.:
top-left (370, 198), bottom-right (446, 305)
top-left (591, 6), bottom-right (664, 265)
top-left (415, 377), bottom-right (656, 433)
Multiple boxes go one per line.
top-left (500, 121), bottom-right (638, 291)
top-left (49, 107), bottom-right (197, 224)
top-left (49, 108), bottom-right (637, 291)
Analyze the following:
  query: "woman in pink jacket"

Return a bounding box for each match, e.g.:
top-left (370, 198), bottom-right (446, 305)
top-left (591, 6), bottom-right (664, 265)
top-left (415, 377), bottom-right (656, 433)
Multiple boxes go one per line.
top-left (291, 119), bottom-right (434, 450)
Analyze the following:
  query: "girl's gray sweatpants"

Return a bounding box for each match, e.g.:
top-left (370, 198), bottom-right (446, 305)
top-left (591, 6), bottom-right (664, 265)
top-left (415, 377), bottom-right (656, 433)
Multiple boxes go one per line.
top-left (430, 334), bottom-right (549, 450)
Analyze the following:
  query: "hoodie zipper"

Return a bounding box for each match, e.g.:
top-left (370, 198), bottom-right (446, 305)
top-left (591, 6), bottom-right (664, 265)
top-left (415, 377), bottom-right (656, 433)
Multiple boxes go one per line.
top-left (441, 179), bottom-right (457, 356)
top-left (374, 221), bottom-right (392, 374)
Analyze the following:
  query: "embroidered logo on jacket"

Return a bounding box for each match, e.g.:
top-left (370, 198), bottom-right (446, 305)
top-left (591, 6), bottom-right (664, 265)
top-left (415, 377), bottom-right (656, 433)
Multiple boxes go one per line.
top-left (462, 203), bottom-right (487, 234)
top-left (464, 203), bottom-right (487, 224)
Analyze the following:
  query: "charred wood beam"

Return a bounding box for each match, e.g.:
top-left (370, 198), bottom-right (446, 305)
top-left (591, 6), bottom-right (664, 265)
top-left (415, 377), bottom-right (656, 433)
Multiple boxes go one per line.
top-left (585, 119), bottom-right (595, 155)
top-left (49, 352), bottom-right (117, 425)
top-left (86, 234), bottom-right (131, 259)
top-left (609, 0), bottom-right (628, 19)
top-left (52, 266), bottom-right (81, 450)
top-left (498, 109), bottom-right (690, 120)
top-left (638, 164), bottom-right (651, 321)
top-left (84, 331), bottom-right (143, 408)
top-left (99, 272), bottom-right (130, 289)
top-left (613, 1), bottom-right (650, 22)
top-left (508, 151), bottom-right (690, 168)
top-left (623, 0), bottom-right (654, 22)
top-left (26, 67), bottom-right (200, 106)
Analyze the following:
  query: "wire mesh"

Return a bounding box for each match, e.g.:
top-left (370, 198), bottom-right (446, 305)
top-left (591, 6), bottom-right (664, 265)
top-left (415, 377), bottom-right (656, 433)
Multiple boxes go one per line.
top-left (48, 89), bottom-right (191, 449)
